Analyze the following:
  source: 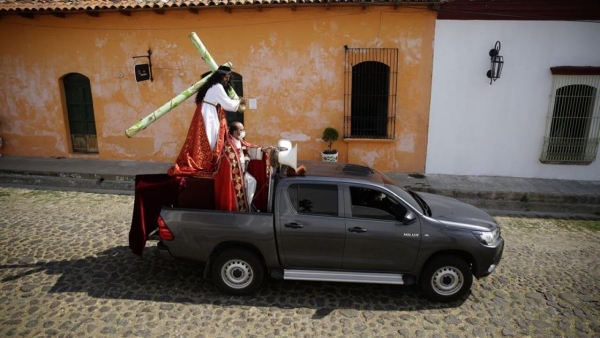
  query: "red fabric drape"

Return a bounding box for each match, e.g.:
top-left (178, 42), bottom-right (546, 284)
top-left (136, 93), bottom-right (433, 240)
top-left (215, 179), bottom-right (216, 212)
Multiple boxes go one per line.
top-left (246, 152), bottom-right (270, 212)
top-left (129, 174), bottom-right (216, 257)
top-left (167, 104), bottom-right (228, 178)
top-left (129, 174), bottom-right (182, 256)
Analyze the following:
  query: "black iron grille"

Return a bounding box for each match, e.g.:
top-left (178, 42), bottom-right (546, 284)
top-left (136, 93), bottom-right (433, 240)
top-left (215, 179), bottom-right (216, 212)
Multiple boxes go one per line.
top-left (344, 47), bottom-right (398, 139)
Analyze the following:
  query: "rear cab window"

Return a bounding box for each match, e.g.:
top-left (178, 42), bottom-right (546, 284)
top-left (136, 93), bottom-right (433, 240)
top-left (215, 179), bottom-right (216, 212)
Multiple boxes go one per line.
top-left (287, 184), bottom-right (338, 216)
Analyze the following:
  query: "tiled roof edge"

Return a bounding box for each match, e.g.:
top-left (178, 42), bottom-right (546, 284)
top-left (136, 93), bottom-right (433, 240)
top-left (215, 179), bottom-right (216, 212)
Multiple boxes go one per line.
top-left (0, 0), bottom-right (443, 13)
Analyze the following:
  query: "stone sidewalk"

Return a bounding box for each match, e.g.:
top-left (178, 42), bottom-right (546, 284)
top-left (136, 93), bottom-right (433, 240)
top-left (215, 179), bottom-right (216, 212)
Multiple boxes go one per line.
top-left (0, 155), bottom-right (599, 217)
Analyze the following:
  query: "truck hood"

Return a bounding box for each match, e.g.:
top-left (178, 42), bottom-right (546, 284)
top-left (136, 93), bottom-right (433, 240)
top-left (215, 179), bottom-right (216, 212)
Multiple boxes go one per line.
top-left (416, 192), bottom-right (497, 231)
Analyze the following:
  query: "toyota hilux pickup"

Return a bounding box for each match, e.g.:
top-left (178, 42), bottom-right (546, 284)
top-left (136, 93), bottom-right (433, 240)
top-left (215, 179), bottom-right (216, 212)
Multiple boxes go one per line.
top-left (129, 160), bottom-right (504, 303)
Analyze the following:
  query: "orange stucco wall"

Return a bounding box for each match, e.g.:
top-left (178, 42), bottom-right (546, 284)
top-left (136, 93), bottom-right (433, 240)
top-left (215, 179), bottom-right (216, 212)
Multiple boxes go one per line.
top-left (0, 6), bottom-right (435, 172)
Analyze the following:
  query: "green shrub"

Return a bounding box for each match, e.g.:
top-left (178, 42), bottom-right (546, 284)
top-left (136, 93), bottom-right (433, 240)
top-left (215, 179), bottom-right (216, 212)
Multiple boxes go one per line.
top-left (322, 127), bottom-right (339, 154)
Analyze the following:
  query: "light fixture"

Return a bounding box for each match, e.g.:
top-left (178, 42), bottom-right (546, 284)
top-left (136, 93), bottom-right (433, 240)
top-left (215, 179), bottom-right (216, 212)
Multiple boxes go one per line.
top-left (486, 41), bottom-right (504, 85)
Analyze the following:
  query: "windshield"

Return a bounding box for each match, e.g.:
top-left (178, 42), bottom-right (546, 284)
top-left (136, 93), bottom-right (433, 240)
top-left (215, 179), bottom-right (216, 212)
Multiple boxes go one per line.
top-left (408, 190), bottom-right (431, 216)
top-left (384, 183), bottom-right (423, 214)
top-left (377, 171), bottom-right (430, 215)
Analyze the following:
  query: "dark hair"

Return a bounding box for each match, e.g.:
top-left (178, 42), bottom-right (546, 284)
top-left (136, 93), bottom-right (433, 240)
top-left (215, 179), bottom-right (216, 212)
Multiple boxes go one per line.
top-left (195, 71), bottom-right (231, 105)
top-left (229, 121), bottom-right (241, 134)
top-left (217, 65), bottom-right (232, 74)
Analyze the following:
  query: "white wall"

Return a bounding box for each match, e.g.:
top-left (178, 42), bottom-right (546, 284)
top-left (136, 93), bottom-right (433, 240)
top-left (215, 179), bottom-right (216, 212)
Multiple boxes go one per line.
top-left (426, 20), bottom-right (600, 180)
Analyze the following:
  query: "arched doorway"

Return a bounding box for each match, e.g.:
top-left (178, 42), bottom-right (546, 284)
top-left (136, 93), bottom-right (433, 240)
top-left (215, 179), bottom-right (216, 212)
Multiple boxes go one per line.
top-left (63, 73), bottom-right (98, 153)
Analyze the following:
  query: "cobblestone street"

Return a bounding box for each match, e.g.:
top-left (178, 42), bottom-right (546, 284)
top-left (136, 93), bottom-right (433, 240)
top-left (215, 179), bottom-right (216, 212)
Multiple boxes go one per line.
top-left (0, 187), bottom-right (599, 337)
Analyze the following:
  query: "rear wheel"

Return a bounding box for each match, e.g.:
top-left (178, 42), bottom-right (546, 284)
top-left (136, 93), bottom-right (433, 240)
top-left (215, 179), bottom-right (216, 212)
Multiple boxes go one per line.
top-left (211, 249), bottom-right (265, 296)
top-left (419, 255), bottom-right (472, 303)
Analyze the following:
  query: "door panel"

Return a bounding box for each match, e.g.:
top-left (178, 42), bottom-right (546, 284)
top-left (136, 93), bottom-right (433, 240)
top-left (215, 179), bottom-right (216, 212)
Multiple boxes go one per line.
top-left (278, 183), bottom-right (345, 269)
top-left (278, 214), bottom-right (346, 269)
top-left (342, 185), bottom-right (420, 272)
top-left (71, 135), bottom-right (98, 153)
top-left (72, 135), bottom-right (87, 153)
top-left (87, 135), bottom-right (99, 153)
top-left (64, 73), bottom-right (98, 153)
top-left (343, 218), bottom-right (420, 271)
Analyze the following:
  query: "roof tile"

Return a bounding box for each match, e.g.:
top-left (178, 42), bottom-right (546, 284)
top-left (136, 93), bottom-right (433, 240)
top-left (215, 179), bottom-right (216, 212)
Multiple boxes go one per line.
top-left (0, 0), bottom-right (441, 13)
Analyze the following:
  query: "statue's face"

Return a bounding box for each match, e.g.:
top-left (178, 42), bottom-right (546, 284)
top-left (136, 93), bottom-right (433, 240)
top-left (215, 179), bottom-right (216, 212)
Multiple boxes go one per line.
top-left (222, 74), bottom-right (231, 85)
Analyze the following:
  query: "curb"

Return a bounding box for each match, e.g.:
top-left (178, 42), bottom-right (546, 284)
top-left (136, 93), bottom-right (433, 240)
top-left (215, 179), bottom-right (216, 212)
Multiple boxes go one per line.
top-left (1, 170), bottom-right (599, 218)
top-left (0, 173), bottom-right (134, 193)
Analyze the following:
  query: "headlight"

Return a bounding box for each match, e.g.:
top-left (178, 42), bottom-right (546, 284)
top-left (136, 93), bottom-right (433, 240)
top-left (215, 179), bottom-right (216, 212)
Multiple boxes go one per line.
top-left (473, 228), bottom-right (500, 245)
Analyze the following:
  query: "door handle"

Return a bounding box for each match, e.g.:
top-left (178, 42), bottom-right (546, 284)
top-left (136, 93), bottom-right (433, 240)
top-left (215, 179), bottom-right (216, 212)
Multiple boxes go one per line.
top-left (284, 222), bottom-right (304, 229)
top-left (348, 227), bottom-right (367, 233)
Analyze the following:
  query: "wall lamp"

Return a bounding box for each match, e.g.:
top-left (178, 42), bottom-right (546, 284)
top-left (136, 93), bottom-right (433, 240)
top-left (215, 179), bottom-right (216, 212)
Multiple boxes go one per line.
top-left (486, 41), bottom-right (504, 85)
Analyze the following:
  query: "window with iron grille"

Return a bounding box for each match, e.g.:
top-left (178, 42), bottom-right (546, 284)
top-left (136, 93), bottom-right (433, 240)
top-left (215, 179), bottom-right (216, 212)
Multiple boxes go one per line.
top-left (540, 72), bottom-right (600, 164)
top-left (344, 47), bottom-right (398, 139)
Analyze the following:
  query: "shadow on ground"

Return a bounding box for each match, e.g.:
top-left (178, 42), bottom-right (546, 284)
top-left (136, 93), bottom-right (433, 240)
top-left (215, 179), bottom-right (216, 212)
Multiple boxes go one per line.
top-left (1, 246), bottom-right (466, 314)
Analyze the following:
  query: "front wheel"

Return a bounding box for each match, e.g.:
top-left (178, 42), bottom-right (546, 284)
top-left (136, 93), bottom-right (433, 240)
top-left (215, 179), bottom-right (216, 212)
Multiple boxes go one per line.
top-left (419, 255), bottom-right (473, 303)
top-left (211, 249), bottom-right (265, 296)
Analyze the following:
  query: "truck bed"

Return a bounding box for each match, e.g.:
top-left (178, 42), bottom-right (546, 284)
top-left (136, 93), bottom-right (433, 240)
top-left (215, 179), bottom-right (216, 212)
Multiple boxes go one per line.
top-left (129, 159), bottom-right (270, 256)
top-left (159, 208), bottom-right (279, 267)
top-left (128, 174), bottom-right (215, 256)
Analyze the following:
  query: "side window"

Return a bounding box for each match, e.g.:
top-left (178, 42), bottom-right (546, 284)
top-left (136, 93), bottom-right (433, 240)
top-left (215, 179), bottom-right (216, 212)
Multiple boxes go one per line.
top-left (287, 184), bottom-right (338, 217)
top-left (350, 186), bottom-right (406, 221)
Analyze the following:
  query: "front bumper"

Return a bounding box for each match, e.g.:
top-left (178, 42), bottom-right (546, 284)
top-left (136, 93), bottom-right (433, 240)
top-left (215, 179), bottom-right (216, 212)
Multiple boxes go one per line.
top-left (473, 237), bottom-right (504, 278)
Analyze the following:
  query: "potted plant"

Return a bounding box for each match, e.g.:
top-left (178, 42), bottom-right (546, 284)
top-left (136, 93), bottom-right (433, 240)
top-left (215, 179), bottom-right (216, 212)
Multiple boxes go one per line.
top-left (321, 127), bottom-right (339, 162)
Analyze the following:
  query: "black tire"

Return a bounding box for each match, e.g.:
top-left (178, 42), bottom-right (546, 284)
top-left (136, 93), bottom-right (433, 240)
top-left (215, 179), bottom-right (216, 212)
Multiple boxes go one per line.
top-left (211, 249), bottom-right (265, 296)
top-left (419, 255), bottom-right (473, 303)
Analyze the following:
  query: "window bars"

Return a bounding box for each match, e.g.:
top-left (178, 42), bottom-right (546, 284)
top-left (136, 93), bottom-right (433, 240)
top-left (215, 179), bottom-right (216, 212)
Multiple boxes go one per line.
top-left (344, 47), bottom-right (398, 139)
top-left (540, 75), bottom-right (600, 164)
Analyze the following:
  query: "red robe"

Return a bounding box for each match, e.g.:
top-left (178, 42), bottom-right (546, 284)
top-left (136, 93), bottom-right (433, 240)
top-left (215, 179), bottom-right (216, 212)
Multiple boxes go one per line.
top-left (167, 102), bottom-right (270, 212)
top-left (214, 138), bottom-right (248, 212)
top-left (214, 137), bottom-right (271, 212)
top-left (167, 104), bottom-right (227, 178)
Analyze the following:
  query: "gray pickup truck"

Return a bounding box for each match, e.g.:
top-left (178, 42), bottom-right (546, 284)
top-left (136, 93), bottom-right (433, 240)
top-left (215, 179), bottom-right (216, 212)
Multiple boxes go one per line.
top-left (130, 161), bottom-right (503, 303)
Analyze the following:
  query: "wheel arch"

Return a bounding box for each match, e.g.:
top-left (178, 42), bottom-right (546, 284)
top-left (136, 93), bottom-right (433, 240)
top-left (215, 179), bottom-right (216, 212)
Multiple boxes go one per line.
top-left (203, 241), bottom-right (267, 278)
top-left (417, 249), bottom-right (475, 282)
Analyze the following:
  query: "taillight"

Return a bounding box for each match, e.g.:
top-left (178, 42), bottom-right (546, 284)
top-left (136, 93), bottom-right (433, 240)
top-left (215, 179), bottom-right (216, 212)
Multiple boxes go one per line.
top-left (157, 216), bottom-right (174, 241)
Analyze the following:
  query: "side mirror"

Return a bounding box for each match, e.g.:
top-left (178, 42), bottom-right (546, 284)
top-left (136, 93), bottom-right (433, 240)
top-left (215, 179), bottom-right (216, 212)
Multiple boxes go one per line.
top-left (402, 211), bottom-right (417, 225)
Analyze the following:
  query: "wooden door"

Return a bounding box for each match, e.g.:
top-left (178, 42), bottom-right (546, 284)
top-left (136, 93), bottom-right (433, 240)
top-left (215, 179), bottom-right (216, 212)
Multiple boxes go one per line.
top-left (64, 73), bottom-right (98, 153)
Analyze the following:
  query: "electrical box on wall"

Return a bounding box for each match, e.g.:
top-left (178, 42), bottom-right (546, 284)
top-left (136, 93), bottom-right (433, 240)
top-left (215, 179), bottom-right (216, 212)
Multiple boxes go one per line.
top-left (134, 64), bottom-right (151, 82)
top-left (133, 49), bottom-right (153, 82)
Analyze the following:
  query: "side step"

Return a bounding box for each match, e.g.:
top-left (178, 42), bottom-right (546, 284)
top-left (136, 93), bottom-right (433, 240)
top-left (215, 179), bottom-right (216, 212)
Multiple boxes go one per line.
top-left (283, 269), bottom-right (405, 285)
